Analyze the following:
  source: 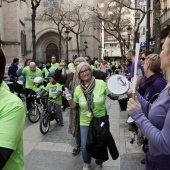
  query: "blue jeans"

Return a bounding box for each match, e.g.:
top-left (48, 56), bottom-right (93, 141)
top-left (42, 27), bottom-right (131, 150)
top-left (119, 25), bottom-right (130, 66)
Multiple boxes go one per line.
top-left (75, 126), bottom-right (81, 148)
top-left (80, 126), bottom-right (103, 165)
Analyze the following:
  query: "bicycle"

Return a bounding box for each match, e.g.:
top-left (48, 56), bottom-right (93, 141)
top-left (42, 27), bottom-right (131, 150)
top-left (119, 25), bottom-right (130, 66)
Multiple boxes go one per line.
top-left (39, 99), bottom-right (59, 135)
top-left (27, 95), bottom-right (47, 123)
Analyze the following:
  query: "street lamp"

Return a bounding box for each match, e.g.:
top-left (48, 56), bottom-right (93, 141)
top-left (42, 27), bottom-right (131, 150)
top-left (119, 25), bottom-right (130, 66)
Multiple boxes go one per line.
top-left (127, 25), bottom-right (132, 49)
top-left (65, 30), bottom-right (72, 63)
top-left (84, 41), bottom-right (88, 56)
top-left (122, 39), bottom-right (127, 72)
top-left (146, 0), bottom-right (150, 51)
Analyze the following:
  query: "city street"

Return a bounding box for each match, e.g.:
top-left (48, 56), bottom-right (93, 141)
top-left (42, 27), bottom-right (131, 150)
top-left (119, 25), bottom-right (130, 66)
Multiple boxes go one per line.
top-left (23, 97), bottom-right (145, 170)
top-left (1, 0), bottom-right (170, 169)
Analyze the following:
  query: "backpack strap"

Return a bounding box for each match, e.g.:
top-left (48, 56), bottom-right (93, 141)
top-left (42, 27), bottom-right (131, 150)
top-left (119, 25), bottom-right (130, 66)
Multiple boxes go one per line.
top-left (146, 93), bottom-right (159, 118)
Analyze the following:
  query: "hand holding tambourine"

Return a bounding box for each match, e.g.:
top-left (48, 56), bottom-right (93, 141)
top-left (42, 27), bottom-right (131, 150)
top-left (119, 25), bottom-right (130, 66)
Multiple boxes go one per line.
top-left (107, 75), bottom-right (130, 95)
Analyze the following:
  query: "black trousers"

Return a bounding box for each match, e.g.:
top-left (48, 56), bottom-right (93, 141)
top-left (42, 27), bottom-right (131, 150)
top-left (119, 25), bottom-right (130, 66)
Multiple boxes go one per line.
top-left (25, 88), bottom-right (33, 111)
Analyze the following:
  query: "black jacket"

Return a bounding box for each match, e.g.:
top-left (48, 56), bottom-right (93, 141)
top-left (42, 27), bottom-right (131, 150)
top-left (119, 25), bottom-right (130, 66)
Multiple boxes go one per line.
top-left (86, 115), bottom-right (119, 162)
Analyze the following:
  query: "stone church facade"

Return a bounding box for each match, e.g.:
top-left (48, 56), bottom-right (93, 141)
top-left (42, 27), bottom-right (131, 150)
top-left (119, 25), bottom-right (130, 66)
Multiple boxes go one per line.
top-left (0, 0), bottom-right (101, 65)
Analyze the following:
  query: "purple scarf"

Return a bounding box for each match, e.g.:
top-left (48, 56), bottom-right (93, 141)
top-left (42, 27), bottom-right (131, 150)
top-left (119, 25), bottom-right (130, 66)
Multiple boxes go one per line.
top-left (144, 73), bottom-right (163, 87)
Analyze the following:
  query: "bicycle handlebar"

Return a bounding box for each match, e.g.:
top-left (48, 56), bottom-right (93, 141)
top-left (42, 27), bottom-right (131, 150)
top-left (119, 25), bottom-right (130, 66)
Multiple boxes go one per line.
top-left (36, 95), bottom-right (55, 100)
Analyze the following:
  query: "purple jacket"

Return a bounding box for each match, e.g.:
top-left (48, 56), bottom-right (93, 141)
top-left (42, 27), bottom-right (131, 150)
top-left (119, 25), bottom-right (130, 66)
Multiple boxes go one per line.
top-left (125, 63), bottom-right (132, 81)
top-left (8, 63), bottom-right (18, 80)
top-left (143, 73), bottom-right (167, 103)
top-left (127, 64), bottom-right (132, 74)
top-left (131, 89), bottom-right (170, 156)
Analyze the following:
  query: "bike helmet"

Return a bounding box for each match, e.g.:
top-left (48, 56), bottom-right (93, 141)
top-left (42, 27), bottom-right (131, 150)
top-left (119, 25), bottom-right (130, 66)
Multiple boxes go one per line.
top-left (33, 77), bottom-right (44, 84)
top-left (48, 72), bottom-right (54, 77)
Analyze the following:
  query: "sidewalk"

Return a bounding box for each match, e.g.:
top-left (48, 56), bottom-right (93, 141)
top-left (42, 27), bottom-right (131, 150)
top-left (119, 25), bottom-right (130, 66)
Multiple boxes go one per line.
top-left (23, 97), bottom-right (145, 170)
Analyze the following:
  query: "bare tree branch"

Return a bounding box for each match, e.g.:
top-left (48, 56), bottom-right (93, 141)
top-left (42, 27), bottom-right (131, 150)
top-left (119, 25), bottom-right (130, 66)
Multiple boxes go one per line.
top-left (114, 0), bottom-right (145, 14)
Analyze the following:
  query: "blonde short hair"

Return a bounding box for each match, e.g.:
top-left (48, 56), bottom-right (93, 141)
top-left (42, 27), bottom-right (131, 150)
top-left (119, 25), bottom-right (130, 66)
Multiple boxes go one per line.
top-left (145, 54), bottom-right (161, 73)
top-left (76, 62), bottom-right (93, 79)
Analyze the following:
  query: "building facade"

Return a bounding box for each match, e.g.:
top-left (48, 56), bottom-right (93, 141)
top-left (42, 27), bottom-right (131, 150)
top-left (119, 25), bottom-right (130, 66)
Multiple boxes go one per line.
top-left (97, 0), bottom-right (135, 59)
top-left (0, 0), bottom-right (100, 65)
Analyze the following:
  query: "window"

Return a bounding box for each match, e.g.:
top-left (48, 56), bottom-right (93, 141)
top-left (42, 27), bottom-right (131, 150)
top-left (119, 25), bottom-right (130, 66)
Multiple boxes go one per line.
top-left (104, 44), bottom-right (109, 48)
top-left (142, 27), bottom-right (146, 35)
top-left (107, 36), bottom-right (116, 40)
top-left (108, 2), bottom-right (116, 7)
top-left (98, 3), bottom-right (104, 8)
top-left (107, 11), bottom-right (113, 15)
top-left (21, 31), bottom-right (27, 56)
top-left (142, 6), bottom-right (145, 11)
top-left (121, 35), bottom-right (128, 38)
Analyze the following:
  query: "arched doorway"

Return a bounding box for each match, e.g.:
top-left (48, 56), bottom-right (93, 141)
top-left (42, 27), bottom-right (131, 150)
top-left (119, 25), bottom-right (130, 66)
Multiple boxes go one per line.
top-left (46, 43), bottom-right (58, 62)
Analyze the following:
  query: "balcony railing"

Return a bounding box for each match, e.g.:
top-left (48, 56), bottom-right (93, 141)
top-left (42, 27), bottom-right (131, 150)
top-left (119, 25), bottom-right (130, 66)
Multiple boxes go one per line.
top-left (161, 8), bottom-right (170, 28)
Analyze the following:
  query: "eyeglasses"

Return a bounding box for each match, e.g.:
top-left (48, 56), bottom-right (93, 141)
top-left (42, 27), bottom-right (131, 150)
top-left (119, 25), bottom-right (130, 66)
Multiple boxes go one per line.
top-left (79, 69), bottom-right (90, 75)
top-left (140, 57), bottom-right (145, 61)
top-left (86, 59), bottom-right (89, 61)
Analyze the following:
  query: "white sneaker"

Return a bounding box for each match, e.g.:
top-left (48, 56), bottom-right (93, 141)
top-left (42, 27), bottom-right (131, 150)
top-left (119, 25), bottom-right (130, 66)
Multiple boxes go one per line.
top-left (95, 164), bottom-right (102, 170)
top-left (82, 163), bottom-right (90, 170)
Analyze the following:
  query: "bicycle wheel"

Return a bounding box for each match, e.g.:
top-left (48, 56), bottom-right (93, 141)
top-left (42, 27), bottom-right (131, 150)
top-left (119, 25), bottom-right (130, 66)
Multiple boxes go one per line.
top-left (39, 115), bottom-right (50, 135)
top-left (28, 106), bottom-right (41, 123)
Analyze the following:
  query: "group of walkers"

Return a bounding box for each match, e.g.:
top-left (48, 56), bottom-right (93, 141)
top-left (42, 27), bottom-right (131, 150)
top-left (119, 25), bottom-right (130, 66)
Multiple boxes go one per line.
top-left (1, 30), bottom-right (170, 170)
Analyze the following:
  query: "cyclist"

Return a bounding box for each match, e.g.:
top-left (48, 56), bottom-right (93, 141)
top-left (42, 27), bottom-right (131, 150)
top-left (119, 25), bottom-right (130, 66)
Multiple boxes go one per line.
top-left (29, 77), bottom-right (45, 96)
top-left (38, 72), bottom-right (64, 126)
top-left (27, 77), bottom-right (47, 110)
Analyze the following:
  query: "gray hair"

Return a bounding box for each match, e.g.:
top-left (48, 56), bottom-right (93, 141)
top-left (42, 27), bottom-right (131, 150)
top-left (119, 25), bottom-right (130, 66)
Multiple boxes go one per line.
top-left (74, 57), bottom-right (86, 64)
top-left (127, 49), bottom-right (135, 56)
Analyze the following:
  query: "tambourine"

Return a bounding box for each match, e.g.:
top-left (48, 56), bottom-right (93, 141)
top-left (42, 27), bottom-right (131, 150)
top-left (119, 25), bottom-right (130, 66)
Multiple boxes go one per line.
top-left (107, 74), bottom-right (129, 95)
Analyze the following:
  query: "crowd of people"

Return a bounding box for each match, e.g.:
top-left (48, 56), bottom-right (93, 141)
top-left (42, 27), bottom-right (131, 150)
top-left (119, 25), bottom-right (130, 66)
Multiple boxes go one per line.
top-left (1, 30), bottom-right (170, 170)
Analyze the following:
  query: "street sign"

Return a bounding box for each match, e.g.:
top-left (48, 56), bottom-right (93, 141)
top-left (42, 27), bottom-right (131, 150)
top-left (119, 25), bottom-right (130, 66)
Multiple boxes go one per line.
top-left (140, 42), bottom-right (146, 47)
top-left (140, 41), bottom-right (155, 47)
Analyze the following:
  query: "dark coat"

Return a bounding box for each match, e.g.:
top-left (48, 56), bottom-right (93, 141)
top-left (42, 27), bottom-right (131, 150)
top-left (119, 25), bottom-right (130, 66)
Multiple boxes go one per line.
top-left (54, 69), bottom-right (107, 88)
top-left (86, 115), bottom-right (119, 162)
top-left (8, 63), bottom-right (18, 80)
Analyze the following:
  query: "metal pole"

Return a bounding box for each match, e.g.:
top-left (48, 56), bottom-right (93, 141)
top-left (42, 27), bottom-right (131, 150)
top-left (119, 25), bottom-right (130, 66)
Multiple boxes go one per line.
top-left (146, 0), bottom-right (150, 51)
top-left (85, 48), bottom-right (86, 57)
top-left (128, 34), bottom-right (130, 49)
top-left (66, 39), bottom-right (68, 63)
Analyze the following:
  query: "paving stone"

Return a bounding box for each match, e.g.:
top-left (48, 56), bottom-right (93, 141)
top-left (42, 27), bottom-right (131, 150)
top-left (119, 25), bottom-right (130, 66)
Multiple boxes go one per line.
top-left (120, 153), bottom-right (145, 170)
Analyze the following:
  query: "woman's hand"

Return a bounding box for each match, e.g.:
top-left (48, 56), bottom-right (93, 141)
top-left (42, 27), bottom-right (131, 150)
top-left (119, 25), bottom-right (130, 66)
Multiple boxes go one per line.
top-left (127, 96), bottom-right (141, 115)
top-left (127, 82), bottom-right (133, 95)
